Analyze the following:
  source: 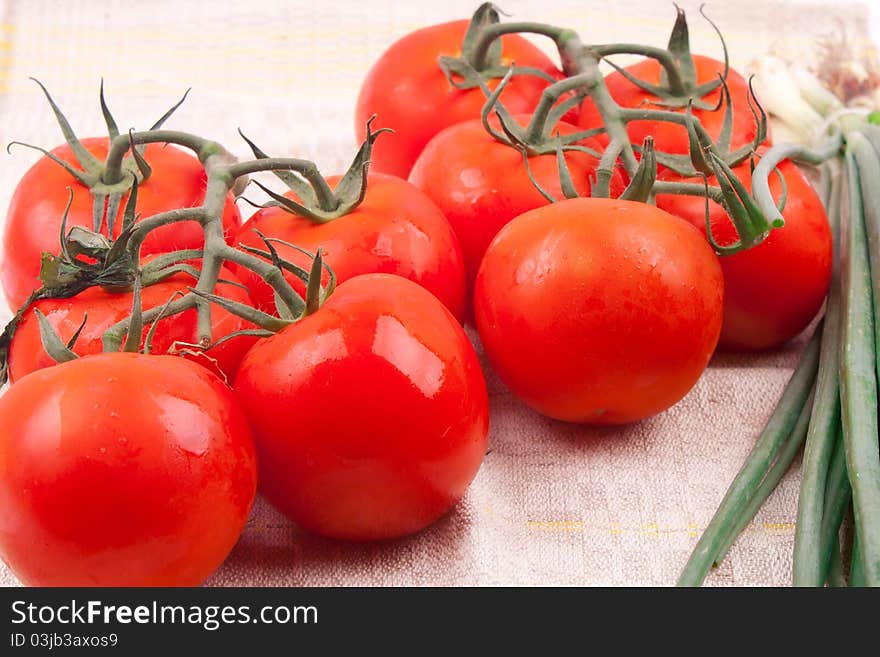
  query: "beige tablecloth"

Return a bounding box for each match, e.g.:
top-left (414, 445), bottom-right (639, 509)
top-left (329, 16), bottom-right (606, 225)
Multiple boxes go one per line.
top-left (0, 0), bottom-right (869, 587)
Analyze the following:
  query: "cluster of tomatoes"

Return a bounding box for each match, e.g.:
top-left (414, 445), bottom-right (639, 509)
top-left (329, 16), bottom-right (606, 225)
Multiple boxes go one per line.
top-left (0, 6), bottom-right (831, 586)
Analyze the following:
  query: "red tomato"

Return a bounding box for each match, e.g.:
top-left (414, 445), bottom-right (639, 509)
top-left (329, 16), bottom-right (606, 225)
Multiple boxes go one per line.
top-left (409, 114), bottom-right (626, 296)
top-left (578, 55), bottom-right (761, 156)
top-left (474, 197), bottom-right (724, 424)
top-left (355, 19), bottom-right (561, 178)
top-left (234, 274), bottom-right (489, 541)
top-left (233, 172), bottom-right (467, 321)
top-left (2, 137), bottom-right (242, 309)
top-left (0, 352), bottom-right (257, 586)
top-left (655, 158), bottom-right (831, 350)
top-left (7, 260), bottom-right (257, 383)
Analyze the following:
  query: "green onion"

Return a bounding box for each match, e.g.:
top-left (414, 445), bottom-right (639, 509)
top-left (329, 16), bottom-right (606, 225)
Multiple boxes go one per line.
top-left (840, 138), bottom-right (880, 586)
top-left (714, 385), bottom-right (816, 565)
top-left (826, 534), bottom-right (847, 587)
top-left (817, 427), bottom-right (852, 583)
top-left (677, 331), bottom-right (821, 586)
top-left (792, 160), bottom-right (843, 586)
top-left (850, 530), bottom-right (866, 586)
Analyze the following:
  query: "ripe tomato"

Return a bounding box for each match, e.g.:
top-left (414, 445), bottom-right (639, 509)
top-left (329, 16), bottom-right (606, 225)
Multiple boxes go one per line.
top-left (474, 197), bottom-right (724, 424)
top-left (409, 114), bottom-right (626, 296)
top-left (2, 137), bottom-right (242, 309)
top-left (7, 260), bottom-right (257, 383)
top-left (233, 172), bottom-right (467, 321)
top-left (655, 158), bottom-right (831, 350)
top-left (234, 273), bottom-right (489, 540)
top-left (578, 55), bottom-right (761, 156)
top-left (355, 19), bottom-right (561, 178)
top-left (0, 352), bottom-right (257, 586)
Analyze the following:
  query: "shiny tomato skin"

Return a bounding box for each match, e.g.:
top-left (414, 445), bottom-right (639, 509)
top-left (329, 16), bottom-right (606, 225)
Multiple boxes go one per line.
top-left (233, 273), bottom-right (489, 541)
top-left (409, 115), bottom-right (626, 295)
top-left (7, 262), bottom-right (257, 383)
top-left (355, 19), bottom-right (561, 178)
top-left (655, 158), bottom-right (831, 350)
top-left (2, 137), bottom-right (242, 308)
top-left (578, 55), bottom-right (761, 155)
top-left (0, 352), bottom-right (257, 586)
top-left (233, 172), bottom-right (467, 321)
top-left (474, 197), bottom-right (724, 424)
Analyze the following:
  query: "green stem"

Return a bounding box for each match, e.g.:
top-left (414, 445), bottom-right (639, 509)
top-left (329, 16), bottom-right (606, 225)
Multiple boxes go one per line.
top-left (217, 244), bottom-right (305, 317)
top-left (651, 181), bottom-right (724, 204)
top-left (619, 106), bottom-right (717, 142)
top-left (193, 185), bottom-right (229, 344)
top-left (227, 158), bottom-right (338, 213)
top-left (466, 21), bottom-right (574, 72)
top-left (128, 208), bottom-right (206, 256)
top-left (751, 133), bottom-right (843, 227)
top-left (589, 43), bottom-right (687, 95)
top-left (101, 155), bottom-right (228, 350)
top-left (139, 249), bottom-right (205, 285)
top-left (592, 139), bottom-right (623, 199)
top-left (523, 75), bottom-right (586, 143)
top-left (102, 293), bottom-right (197, 352)
top-left (102, 151), bottom-right (317, 350)
top-left (102, 130), bottom-right (213, 185)
top-left (567, 46), bottom-right (638, 174)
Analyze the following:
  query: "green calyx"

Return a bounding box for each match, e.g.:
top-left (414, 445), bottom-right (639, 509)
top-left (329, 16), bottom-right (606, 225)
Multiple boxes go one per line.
top-left (616, 75), bottom-right (779, 255)
top-left (618, 137), bottom-right (657, 203)
top-left (598, 5), bottom-right (729, 110)
top-left (33, 308), bottom-right (84, 364)
top-left (437, 3), bottom-right (557, 91)
top-left (8, 79), bottom-right (190, 236)
top-left (190, 242), bottom-right (336, 335)
top-left (39, 180), bottom-right (141, 295)
top-left (475, 66), bottom-right (601, 159)
top-left (702, 149), bottom-right (779, 256)
top-left (519, 135), bottom-right (657, 205)
top-left (637, 75), bottom-right (768, 177)
top-left (0, 284), bottom-right (87, 386)
top-left (0, 180), bottom-right (144, 385)
top-left (461, 2), bottom-right (504, 69)
top-left (657, 82), bottom-right (778, 255)
top-left (236, 117), bottom-right (391, 223)
top-left (460, 7), bottom-right (781, 256)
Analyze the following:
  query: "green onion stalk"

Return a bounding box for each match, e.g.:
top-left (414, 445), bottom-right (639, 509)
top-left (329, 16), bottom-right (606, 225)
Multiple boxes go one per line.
top-left (679, 54), bottom-right (880, 586)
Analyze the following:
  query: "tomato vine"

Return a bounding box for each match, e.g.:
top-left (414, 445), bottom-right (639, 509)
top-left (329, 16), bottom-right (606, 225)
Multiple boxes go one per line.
top-left (0, 2), bottom-right (821, 380)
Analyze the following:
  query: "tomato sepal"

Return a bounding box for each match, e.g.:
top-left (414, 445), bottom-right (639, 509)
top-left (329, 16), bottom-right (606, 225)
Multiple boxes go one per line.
top-left (598, 6), bottom-right (730, 110)
top-left (471, 67), bottom-right (601, 163)
top-left (618, 137), bottom-right (657, 203)
top-left (188, 246), bottom-right (334, 330)
top-left (13, 79), bottom-right (194, 234)
top-left (436, 3), bottom-right (557, 92)
top-left (237, 118), bottom-right (392, 223)
top-left (33, 308), bottom-right (80, 364)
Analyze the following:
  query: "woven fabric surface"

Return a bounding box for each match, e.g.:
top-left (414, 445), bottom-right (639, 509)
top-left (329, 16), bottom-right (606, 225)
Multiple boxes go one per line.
top-left (0, 0), bottom-right (870, 587)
